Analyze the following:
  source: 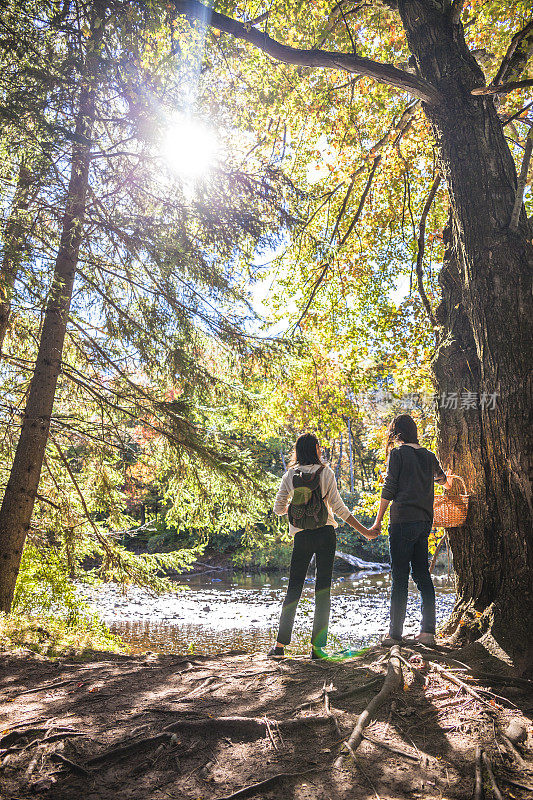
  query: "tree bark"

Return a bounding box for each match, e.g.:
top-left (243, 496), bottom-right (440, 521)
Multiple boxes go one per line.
top-left (398, 0), bottom-right (533, 671)
top-left (0, 159), bottom-right (35, 358)
top-left (347, 419), bottom-right (354, 492)
top-left (0, 5), bottom-right (105, 613)
top-left (335, 431), bottom-right (343, 484)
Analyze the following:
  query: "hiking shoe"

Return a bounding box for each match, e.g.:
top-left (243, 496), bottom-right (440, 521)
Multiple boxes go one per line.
top-left (311, 647), bottom-right (329, 660)
top-left (380, 635), bottom-right (402, 647)
top-left (416, 632), bottom-right (436, 647)
top-left (267, 645), bottom-right (284, 658)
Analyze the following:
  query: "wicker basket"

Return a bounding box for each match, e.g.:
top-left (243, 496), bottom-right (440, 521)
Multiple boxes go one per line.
top-left (433, 474), bottom-right (469, 528)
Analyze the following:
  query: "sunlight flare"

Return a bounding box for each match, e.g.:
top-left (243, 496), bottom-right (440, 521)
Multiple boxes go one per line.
top-left (162, 117), bottom-right (218, 178)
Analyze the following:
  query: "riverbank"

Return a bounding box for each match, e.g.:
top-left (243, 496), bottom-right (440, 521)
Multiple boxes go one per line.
top-left (1, 641), bottom-right (532, 800)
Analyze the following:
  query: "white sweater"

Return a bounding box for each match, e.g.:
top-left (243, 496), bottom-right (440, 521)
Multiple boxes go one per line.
top-left (273, 463), bottom-right (352, 534)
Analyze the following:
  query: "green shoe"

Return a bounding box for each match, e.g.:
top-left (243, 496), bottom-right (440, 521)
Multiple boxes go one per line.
top-left (311, 647), bottom-right (329, 660)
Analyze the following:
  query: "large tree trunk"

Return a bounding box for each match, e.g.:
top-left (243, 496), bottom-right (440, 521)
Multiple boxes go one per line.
top-left (0, 159), bottom-right (34, 358)
top-left (0, 6), bottom-right (105, 613)
top-left (399, 0), bottom-right (533, 671)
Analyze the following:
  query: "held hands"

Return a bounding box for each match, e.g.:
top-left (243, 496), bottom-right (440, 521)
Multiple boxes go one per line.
top-left (364, 520), bottom-right (381, 540)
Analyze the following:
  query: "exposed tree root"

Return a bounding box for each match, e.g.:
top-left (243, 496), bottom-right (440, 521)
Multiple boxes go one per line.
top-left (291, 675), bottom-right (384, 713)
top-left (331, 677), bottom-right (384, 705)
top-left (334, 645), bottom-right (402, 768)
top-left (2, 649), bottom-right (532, 800)
top-left (322, 682), bottom-right (343, 738)
top-left (86, 733), bottom-right (173, 765)
top-left (473, 746), bottom-right (483, 800)
top-left (51, 752), bottom-right (91, 777)
top-left (499, 733), bottom-right (528, 769)
top-left (481, 750), bottom-right (503, 800)
top-left (163, 714), bottom-right (331, 738)
top-left (209, 767), bottom-right (328, 800)
top-left (361, 734), bottom-right (420, 761)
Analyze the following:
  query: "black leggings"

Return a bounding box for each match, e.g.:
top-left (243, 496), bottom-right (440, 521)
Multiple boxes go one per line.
top-left (276, 525), bottom-right (336, 649)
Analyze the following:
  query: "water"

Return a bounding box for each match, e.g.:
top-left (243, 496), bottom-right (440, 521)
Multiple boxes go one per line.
top-left (80, 569), bottom-right (456, 656)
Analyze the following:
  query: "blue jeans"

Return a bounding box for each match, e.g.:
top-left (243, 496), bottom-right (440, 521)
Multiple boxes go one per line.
top-left (389, 521), bottom-right (435, 639)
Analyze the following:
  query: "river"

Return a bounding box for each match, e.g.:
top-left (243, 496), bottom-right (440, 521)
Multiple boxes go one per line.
top-left (80, 568), bottom-right (456, 656)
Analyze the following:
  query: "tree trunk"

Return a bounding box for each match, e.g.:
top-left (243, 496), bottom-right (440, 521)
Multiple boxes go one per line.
top-left (347, 420), bottom-right (354, 492)
top-left (0, 159), bottom-right (35, 358)
top-left (335, 431), bottom-right (343, 484)
top-left (398, 0), bottom-right (533, 671)
top-left (0, 6), bottom-right (105, 613)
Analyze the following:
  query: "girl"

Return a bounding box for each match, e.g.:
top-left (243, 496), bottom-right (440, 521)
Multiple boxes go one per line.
top-left (269, 432), bottom-right (377, 659)
top-left (370, 414), bottom-right (453, 646)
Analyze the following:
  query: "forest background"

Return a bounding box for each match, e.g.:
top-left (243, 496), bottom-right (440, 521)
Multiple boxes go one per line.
top-left (0, 0), bottom-right (531, 660)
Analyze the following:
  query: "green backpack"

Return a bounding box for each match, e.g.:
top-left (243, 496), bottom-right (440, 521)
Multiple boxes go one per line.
top-left (288, 466), bottom-right (328, 530)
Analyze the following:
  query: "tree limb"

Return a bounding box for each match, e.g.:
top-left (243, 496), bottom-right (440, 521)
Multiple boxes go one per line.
top-left (501, 100), bottom-right (533, 127)
top-left (472, 78), bottom-right (533, 96)
top-left (339, 154), bottom-right (381, 246)
top-left (493, 20), bottom-right (533, 86)
top-left (415, 175), bottom-right (441, 330)
top-left (509, 125), bottom-right (533, 231)
top-left (292, 262), bottom-right (330, 331)
top-left (450, 0), bottom-right (467, 26)
top-left (171, 0), bottom-right (442, 104)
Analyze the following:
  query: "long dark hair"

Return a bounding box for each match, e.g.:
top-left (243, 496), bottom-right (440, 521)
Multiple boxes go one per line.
top-left (385, 414), bottom-right (419, 458)
top-left (288, 432), bottom-right (323, 467)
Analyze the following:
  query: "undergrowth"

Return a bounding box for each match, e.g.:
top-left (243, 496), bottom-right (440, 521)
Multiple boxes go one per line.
top-left (0, 612), bottom-right (126, 659)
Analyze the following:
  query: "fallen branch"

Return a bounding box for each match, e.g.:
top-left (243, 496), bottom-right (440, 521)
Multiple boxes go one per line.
top-left (263, 717), bottom-right (278, 750)
top-left (481, 751), bottom-right (503, 800)
top-left (429, 661), bottom-right (498, 712)
top-left (334, 645), bottom-right (402, 768)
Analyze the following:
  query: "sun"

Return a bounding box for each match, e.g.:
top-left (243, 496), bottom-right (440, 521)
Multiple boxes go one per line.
top-left (162, 117), bottom-right (218, 179)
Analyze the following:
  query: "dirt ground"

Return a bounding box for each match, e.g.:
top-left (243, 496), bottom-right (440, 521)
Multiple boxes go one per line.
top-left (1, 640), bottom-right (532, 800)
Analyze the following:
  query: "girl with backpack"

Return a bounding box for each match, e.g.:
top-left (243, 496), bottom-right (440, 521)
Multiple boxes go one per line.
top-left (268, 432), bottom-right (377, 659)
top-left (369, 414), bottom-right (453, 647)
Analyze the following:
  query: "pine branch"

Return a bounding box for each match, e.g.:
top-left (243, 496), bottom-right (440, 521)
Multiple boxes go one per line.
top-left (171, 0), bottom-right (442, 104)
